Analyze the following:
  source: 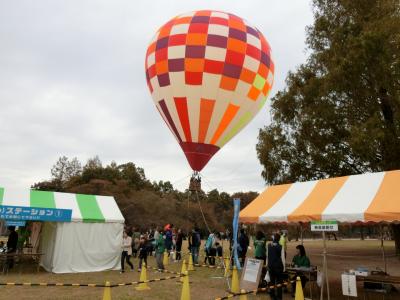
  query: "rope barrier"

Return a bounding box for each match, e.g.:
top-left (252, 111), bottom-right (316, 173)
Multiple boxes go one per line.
top-left (0, 274), bottom-right (186, 288)
top-left (0, 282), bottom-right (107, 287)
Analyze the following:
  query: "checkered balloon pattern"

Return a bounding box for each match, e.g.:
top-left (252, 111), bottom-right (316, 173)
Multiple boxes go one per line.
top-left (145, 10), bottom-right (274, 171)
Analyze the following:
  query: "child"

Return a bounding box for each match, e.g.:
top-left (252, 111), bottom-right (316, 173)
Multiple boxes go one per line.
top-left (138, 235), bottom-right (148, 271)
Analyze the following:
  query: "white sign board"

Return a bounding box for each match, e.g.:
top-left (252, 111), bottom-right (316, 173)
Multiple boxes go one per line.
top-left (341, 274), bottom-right (357, 297)
top-left (243, 259), bottom-right (260, 282)
top-left (311, 220), bottom-right (338, 232)
top-left (240, 258), bottom-right (263, 291)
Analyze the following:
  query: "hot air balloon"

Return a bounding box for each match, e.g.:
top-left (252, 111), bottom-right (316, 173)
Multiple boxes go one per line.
top-left (145, 10), bottom-right (274, 178)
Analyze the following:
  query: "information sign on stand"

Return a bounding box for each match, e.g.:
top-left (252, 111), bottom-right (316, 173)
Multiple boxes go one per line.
top-left (311, 220), bottom-right (338, 232)
top-left (240, 258), bottom-right (263, 291)
top-left (341, 273), bottom-right (357, 297)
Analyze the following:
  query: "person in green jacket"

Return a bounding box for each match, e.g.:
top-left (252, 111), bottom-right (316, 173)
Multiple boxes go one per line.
top-left (155, 230), bottom-right (165, 271)
top-left (291, 244), bottom-right (311, 296)
top-left (253, 231), bottom-right (266, 265)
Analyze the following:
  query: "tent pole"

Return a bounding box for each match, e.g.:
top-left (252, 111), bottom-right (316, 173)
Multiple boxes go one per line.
top-left (300, 222), bottom-right (304, 245)
top-left (320, 231), bottom-right (330, 300)
top-left (380, 225), bottom-right (387, 274)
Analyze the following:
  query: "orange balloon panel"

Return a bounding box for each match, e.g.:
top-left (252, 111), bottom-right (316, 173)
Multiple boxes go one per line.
top-left (145, 10), bottom-right (274, 171)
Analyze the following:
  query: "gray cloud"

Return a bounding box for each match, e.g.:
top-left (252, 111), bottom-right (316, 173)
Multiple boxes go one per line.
top-left (0, 0), bottom-right (313, 193)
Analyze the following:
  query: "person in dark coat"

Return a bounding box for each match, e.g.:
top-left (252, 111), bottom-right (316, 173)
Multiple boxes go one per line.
top-left (238, 228), bottom-right (249, 266)
top-left (164, 224), bottom-right (173, 255)
top-left (6, 226), bottom-right (18, 269)
top-left (175, 228), bottom-right (183, 261)
top-left (138, 235), bottom-right (148, 271)
top-left (267, 233), bottom-right (285, 300)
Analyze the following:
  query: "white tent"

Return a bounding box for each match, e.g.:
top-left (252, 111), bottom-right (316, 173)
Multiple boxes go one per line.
top-left (0, 188), bottom-right (125, 273)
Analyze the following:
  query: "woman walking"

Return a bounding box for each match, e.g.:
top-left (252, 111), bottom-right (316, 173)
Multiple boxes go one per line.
top-left (121, 230), bottom-right (134, 273)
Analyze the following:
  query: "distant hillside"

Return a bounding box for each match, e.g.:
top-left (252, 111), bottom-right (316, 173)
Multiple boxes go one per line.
top-left (32, 156), bottom-right (258, 233)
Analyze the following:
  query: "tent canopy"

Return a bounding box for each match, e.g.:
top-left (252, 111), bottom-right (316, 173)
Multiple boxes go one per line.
top-left (0, 188), bottom-right (124, 223)
top-left (240, 170), bottom-right (400, 224)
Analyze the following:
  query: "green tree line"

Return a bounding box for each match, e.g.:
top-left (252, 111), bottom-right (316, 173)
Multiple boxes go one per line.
top-left (32, 156), bottom-right (258, 233)
top-left (256, 0), bottom-right (400, 254)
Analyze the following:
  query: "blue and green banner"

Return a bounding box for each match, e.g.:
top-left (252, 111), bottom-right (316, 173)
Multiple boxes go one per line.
top-left (0, 205), bottom-right (72, 222)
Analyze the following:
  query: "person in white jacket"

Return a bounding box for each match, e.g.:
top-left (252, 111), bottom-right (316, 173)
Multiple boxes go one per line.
top-left (121, 230), bottom-right (134, 273)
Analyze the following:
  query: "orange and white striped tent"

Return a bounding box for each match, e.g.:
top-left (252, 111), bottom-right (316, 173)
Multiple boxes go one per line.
top-left (240, 170), bottom-right (400, 224)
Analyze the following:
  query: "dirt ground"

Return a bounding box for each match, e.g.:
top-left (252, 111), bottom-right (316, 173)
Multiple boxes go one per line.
top-left (0, 239), bottom-right (399, 300)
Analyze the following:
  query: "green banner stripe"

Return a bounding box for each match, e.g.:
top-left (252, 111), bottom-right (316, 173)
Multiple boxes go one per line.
top-left (311, 221), bottom-right (337, 225)
top-left (30, 190), bottom-right (56, 208)
top-left (75, 194), bottom-right (104, 222)
top-left (0, 188), bottom-right (4, 205)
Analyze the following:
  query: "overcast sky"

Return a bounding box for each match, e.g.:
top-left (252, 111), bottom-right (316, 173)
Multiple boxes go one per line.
top-left (0, 1), bottom-right (314, 194)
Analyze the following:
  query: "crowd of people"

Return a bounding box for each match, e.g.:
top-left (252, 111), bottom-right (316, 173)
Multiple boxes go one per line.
top-left (120, 224), bottom-right (229, 273)
top-left (120, 225), bottom-right (311, 299)
top-left (120, 224), bottom-right (190, 273)
top-left (238, 228), bottom-right (311, 300)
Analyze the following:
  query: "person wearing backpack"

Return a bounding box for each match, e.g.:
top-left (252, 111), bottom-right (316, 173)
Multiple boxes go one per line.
top-left (204, 232), bottom-right (215, 265)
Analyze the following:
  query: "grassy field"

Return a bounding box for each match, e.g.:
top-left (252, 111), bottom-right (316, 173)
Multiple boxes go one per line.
top-left (0, 239), bottom-right (399, 299)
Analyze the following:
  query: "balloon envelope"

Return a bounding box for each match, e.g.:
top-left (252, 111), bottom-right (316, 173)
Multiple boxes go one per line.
top-left (145, 10), bottom-right (274, 171)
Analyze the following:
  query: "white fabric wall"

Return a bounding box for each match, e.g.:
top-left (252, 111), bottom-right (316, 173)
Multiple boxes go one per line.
top-left (41, 222), bottom-right (123, 273)
top-left (40, 222), bottom-right (58, 272)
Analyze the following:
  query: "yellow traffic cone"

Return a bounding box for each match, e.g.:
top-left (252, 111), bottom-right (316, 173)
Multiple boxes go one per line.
top-left (180, 271), bottom-right (190, 300)
top-left (180, 260), bottom-right (187, 283)
top-left (163, 250), bottom-right (169, 266)
top-left (135, 262), bottom-right (150, 291)
top-left (231, 266), bottom-right (240, 294)
top-left (103, 281), bottom-right (111, 300)
top-left (224, 257), bottom-right (231, 277)
top-left (295, 276), bottom-right (305, 300)
top-left (239, 289), bottom-right (248, 300)
top-left (188, 253), bottom-right (194, 271)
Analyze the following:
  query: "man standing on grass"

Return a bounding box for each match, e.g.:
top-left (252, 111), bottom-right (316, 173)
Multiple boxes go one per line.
top-left (189, 227), bottom-right (201, 265)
